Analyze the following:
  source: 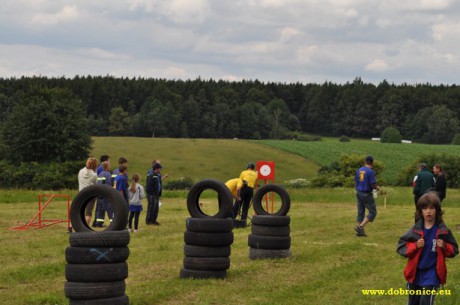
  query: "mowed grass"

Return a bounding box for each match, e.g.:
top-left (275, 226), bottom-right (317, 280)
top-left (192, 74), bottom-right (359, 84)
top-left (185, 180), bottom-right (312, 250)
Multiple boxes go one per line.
top-left (2, 188), bottom-right (460, 305)
top-left (256, 137), bottom-right (460, 184)
top-left (90, 137), bottom-right (319, 184)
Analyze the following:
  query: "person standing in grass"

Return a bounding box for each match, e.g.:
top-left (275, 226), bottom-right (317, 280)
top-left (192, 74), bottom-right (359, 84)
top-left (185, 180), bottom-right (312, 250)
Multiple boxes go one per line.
top-left (114, 165), bottom-right (129, 207)
top-left (354, 155), bottom-right (379, 237)
top-left (413, 163), bottom-right (435, 206)
top-left (145, 162), bottom-right (162, 225)
top-left (433, 164), bottom-right (446, 203)
top-left (128, 173), bottom-right (145, 233)
top-left (78, 157), bottom-right (98, 225)
top-left (397, 192), bottom-right (458, 305)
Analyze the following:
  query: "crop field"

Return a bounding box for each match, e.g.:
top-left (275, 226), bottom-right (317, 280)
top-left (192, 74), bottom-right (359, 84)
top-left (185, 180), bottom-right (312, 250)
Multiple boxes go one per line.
top-left (256, 138), bottom-right (460, 184)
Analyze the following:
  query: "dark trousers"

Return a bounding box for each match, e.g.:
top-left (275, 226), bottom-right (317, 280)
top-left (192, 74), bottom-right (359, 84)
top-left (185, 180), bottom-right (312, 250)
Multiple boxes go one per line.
top-left (146, 194), bottom-right (160, 224)
top-left (95, 198), bottom-right (114, 224)
top-left (233, 187), bottom-right (253, 220)
top-left (407, 283), bottom-right (437, 305)
top-left (129, 211), bottom-right (140, 230)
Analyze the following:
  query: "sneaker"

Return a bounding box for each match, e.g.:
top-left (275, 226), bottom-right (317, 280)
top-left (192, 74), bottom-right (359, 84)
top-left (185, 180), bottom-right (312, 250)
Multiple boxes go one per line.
top-left (153, 221), bottom-right (160, 226)
top-left (134, 230), bottom-right (138, 233)
top-left (355, 225), bottom-right (367, 237)
top-left (129, 228), bottom-right (133, 233)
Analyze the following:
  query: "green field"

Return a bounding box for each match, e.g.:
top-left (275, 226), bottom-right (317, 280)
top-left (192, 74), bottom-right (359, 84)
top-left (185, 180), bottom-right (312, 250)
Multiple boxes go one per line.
top-left (256, 137), bottom-right (460, 184)
top-left (2, 188), bottom-right (460, 305)
top-left (91, 137), bottom-right (319, 184)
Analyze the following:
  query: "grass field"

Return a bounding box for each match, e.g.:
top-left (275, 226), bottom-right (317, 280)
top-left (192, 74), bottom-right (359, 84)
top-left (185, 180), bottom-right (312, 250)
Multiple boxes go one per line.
top-left (256, 137), bottom-right (460, 184)
top-left (90, 137), bottom-right (319, 184)
top-left (2, 188), bottom-right (460, 305)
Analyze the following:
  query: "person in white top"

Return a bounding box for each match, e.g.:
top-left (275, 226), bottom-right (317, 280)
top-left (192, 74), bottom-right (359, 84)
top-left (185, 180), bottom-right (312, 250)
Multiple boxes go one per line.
top-left (128, 173), bottom-right (146, 233)
top-left (78, 157), bottom-right (98, 225)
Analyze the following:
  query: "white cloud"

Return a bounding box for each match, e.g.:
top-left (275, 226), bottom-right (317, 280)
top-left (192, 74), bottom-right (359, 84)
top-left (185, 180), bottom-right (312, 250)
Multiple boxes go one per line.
top-left (365, 59), bottom-right (389, 72)
top-left (31, 5), bottom-right (79, 26)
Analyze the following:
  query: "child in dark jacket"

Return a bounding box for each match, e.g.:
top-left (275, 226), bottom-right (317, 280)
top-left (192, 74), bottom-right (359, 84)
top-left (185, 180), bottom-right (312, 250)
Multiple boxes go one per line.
top-left (397, 192), bottom-right (458, 305)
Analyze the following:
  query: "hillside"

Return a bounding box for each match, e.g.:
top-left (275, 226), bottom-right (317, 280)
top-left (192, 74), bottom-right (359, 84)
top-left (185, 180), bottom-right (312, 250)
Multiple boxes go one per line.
top-left (91, 137), bottom-right (319, 184)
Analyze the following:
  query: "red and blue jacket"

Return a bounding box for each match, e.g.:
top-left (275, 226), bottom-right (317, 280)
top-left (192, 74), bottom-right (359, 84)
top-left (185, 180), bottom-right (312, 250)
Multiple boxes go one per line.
top-left (397, 220), bottom-right (458, 285)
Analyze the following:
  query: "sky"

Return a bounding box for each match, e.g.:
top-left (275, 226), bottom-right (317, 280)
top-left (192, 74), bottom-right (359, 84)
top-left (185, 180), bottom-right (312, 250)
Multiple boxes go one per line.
top-left (1, 0), bottom-right (460, 85)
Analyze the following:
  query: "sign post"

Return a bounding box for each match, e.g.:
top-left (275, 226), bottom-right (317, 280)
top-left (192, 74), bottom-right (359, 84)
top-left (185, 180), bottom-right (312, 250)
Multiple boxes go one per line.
top-left (256, 161), bottom-right (275, 213)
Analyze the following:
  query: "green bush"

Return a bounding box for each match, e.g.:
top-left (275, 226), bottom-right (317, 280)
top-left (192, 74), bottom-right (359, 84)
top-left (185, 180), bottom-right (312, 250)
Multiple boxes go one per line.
top-left (451, 133), bottom-right (460, 145)
top-left (311, 154), bottom-right (384, 188)
top-left (0, 160), bottom-right (82, 189)
top-left (163, 177), bottom-right (194, 190)
top-left (380, 127), bottom-right (402, 143)
top-left (339, 135), bottom-right (350, 142)
top-left (396, 153), bottom-right (460, 187)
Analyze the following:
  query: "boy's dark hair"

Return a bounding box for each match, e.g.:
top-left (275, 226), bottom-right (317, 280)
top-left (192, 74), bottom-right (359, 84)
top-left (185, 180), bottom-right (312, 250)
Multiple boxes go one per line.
top-left (118, 157), bottom-right (128, 165)
top-left (415, 192), bottom-right (444, 224)
top-left (100, 154), bottom-right (110, 163)
top-left (118, 165), bottom-right (128, 173)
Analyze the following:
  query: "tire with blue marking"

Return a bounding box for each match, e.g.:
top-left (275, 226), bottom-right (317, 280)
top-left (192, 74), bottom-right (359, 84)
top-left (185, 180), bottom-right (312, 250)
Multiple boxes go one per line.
top-left (65, 246), bottom-right (130, 264)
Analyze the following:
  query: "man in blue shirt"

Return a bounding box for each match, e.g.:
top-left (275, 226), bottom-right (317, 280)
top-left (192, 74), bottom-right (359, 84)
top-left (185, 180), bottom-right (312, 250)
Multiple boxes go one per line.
top-left (354, 155), bottom-right (379, 237)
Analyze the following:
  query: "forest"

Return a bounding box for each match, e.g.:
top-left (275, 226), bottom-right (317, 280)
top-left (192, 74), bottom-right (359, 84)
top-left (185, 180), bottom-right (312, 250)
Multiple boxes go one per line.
top-left (0, 76), bottom-right (459, 143)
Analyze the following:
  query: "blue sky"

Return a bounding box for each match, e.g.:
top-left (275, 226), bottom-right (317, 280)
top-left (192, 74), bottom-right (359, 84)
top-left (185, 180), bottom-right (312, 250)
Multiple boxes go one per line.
top-left (1, 0), bottom-right (459, 84)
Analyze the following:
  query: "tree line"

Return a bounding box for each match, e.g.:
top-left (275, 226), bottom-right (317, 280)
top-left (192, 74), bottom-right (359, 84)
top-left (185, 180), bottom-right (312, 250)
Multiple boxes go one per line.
top-left (0, 76), bottom-right (460, 143)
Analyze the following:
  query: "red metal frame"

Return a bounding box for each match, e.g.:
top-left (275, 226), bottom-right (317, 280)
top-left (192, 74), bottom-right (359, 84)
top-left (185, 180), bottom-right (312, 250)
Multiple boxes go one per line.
top-left (9, 194), bottom-right (70, 231)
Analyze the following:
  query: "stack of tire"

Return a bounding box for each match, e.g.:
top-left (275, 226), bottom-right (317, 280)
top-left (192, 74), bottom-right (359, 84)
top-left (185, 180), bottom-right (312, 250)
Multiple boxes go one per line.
top-left (248, 184), bottom-right (291, 260)
top-left (65, 185), bottom-right (130, 305)
top-left (180, 179), bottom-right (234, 279)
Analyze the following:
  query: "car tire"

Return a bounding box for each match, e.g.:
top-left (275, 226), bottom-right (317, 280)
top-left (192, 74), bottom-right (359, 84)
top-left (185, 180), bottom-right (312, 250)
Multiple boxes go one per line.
top-left (70, 185), bottom-right (128, 232)
top-left (249, 248), bottom-right (291, 260)
top-left (248, 234), bottom-right (291, 250)
top-left (183, 257), bottom-right (230, 271)
top-left (251, 224), bottom-right (290, 236)
top-left (69, 295), bottom-right (129, 305)
top-left (186, 179), bottom-right (233, 218)
top-left (184, 245), bottom-right (231, 258)
top-left (186, 217), bottom-right (234, 233)
top-left (65, 262), bottom-right (128, 282)
top-left (65, 246), bottom-right (130, 264)
top-left (69, 230), bottom-right (130, 247)
top-left (252, 184), bottom-right (290, 216)
top-left (64, 281), bottom-right (126, 300)
top-left (179, 268), bottom-right (227, 279)
top-left (251, 215), bottom-right (290, 226)
top-left (184, 231), bottom-right (234, 247)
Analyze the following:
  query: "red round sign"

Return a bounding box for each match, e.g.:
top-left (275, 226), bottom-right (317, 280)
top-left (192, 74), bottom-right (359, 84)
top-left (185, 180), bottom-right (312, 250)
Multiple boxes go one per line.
top-left (256, 161), bottom-right (275, 180)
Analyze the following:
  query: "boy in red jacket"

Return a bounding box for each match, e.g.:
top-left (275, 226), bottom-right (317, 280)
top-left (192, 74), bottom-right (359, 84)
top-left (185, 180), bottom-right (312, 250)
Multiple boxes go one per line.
top-left (397, 192), bottom-right (458, 305)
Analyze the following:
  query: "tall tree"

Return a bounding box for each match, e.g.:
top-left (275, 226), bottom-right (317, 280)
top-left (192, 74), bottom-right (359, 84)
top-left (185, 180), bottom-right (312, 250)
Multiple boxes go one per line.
top-left (0, 87), bottom-right (91, 162)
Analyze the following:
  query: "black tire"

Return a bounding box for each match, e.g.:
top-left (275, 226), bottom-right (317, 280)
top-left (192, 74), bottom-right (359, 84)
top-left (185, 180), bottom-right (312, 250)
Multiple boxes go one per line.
top-left (233, 219), bottom-right (247, 228)
top-left (249, 248), bottom-right (291, 260)
top-left (252, 184), bottom-right (290, 216)
top-left (69, 230), bottom-right (130, 247)
top-left (69, 295), bottom-right (129, 305)
top-left (248, 234), bottom-right (291, 250)
top-left (184, 245), bottom-right (231, 257)
top-left (183, 257), bottom-right (230, 271)
top-left (184, 231), bottom-right (234, 247)
top-left (66, 262), bottom-right (128, 282)
top-left (186, 179), bottom-right (233, 218)
top-left (64, 281), bottom-right (125, 300)
top-left (70, 185), bottom-right (128, 232)
top-left (186, 217), bottom-right (234, 233)
top-left (252, 215), bottom-right (291, 226)
top-left (179, 268), bottom-right (227, 279)
top-left (251, 224), bottom-right (290, 236)
top-left (65, 246), bottom-right (130, 264)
